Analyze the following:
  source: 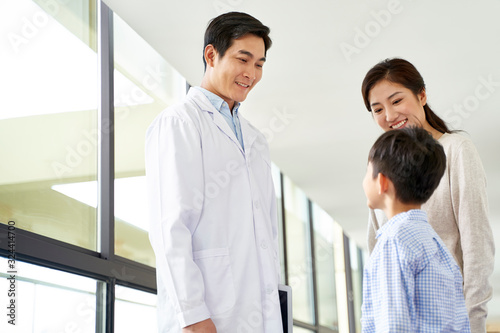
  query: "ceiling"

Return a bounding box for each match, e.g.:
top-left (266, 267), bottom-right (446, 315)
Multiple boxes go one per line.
top-left (103, 0), bottom-right (500, 322)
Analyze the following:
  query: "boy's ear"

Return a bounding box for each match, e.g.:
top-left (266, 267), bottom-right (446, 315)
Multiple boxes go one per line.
top-left (377, 173), bottom-right (390, 194)
top-left (204, 44), bottom-right (217, 68)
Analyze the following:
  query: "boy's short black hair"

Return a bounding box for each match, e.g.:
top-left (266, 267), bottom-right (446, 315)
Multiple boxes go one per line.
top-left (368, 127), bottom-right (446, 204)
top-left (203, 12), bottom-right (272, 69)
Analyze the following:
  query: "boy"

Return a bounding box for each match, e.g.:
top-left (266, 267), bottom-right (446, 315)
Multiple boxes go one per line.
top-left (361, 126), bottom-right (471, 332)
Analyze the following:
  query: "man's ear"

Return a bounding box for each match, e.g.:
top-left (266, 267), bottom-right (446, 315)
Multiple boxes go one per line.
top-left (204, 44), bottom-right (217, 68)
top-left (377, 173), bottom-right (389, 195)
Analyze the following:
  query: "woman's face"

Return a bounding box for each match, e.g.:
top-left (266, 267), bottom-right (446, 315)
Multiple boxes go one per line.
top-left (368, 79), bottom-right (430, 132)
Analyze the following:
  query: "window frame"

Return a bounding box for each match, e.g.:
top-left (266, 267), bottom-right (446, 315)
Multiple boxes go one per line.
top-left (0, 2), bottom-right (156, 332)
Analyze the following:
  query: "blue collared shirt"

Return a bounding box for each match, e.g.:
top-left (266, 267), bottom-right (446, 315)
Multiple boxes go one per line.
top-left (361, 209), bottom-right (470, 333)
top-left (195, 87), bottom-right (244, 151)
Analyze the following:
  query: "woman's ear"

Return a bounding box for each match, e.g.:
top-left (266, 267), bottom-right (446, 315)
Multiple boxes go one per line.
top-left (418, 88), bottom-right (427, 106)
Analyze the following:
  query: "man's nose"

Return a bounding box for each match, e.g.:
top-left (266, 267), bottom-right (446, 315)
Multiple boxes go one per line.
top-left (243, 66), bottom-right (256, 80)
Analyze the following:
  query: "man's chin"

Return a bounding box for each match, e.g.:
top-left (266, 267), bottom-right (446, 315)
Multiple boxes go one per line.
top-left (235, 95), bottom-right (247, 103)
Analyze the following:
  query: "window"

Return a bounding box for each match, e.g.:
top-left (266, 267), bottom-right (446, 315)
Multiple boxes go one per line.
top-left (333, 223), bottom-right (350, 333)
top-left (350, 241), bottom-right (364, 333)
top-left (272, 163), bottom-right (286, 283)
top-left (294, 326), bottom-right (315, 333)
top-left (312, 203), bottom-right (339, 330)
top-left (1, 0), bottom-right (98, 250)
top-left (0, 3), bottom-right (157, 333)
top-left (283, 175), bottom-right (314, 324)
top-left (112, 12), bottom-right (185, 267)
top-left (0, 258), bottom-right (98, 332)
top-left (115, 285), bottom-right (157, 331)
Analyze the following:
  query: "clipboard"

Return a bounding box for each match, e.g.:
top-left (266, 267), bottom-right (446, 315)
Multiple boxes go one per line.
top-left (278, 284), bottom-right (292, 333)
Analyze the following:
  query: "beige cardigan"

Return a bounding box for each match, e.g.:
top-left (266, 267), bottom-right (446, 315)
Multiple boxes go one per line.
top-left (367, 132), bottom-right (495, 332)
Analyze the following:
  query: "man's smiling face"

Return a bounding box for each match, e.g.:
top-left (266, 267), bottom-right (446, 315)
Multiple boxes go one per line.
top-left (203, 34), bottom-right (266, 110)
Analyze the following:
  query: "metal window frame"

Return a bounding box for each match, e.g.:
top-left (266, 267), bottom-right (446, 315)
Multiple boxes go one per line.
top-left (98, 1), bottom-right (115, 331)
top-left (308, 199), bottom-right (319, 326)
top-left (291, 199), bottom-right (341, 333)
top-left (0, 2), bottom-right (157, 332)
top-left (279, 172), bottom-right (289, 286)
top-left (343, 234), bottom-right (356, 333)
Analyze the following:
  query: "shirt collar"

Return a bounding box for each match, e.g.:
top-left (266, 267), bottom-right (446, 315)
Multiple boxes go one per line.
top-left (195, 87), bottom-right (241, 116)
top-left (375, 209), bottom-right (427, 239)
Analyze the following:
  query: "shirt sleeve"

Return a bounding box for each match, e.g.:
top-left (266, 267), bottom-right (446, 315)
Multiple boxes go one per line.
top-left (368, 240), bottom-right (414, 332)
top-left (449, 138), bottom-right (495, 332)
top-left (145, 115), bottom-right (210, 327)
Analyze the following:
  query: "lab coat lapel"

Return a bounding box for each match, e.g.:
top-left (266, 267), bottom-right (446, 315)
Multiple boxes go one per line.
top-left (188, 88), bottom-right (244, 154)
top-left (239, 115), bottom-right (259, 153)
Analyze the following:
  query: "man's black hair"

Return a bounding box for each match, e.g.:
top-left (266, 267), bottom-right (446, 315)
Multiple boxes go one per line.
top-left (368, 126), bottom-right (446, 204)
top-left (203, 12), bottom-right (272, 69)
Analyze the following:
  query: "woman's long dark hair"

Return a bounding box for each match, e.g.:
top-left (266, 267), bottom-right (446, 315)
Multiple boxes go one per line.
top-left (361, 58), bottom-right (452, 134)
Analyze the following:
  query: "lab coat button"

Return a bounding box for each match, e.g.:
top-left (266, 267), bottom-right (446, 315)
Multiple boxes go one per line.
top-left (266, 286), bottom-right (273, 294)
top-left (254, 200), bottom-right (260, 209)
top-left (260, 240), bottom-right (268, 249)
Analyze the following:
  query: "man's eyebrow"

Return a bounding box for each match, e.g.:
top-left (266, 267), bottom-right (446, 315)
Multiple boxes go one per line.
top-left (370, 91), bottom-right (402, 107)
top-left (238, 50), bottom-right (266, 62)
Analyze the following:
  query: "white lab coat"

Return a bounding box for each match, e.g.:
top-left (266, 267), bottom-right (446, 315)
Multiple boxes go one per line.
top-left (145, 88), bottom-right (283, 333)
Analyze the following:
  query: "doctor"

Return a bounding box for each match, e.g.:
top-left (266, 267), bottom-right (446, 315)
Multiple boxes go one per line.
top-left (146, 12), bottom-right (282, 333)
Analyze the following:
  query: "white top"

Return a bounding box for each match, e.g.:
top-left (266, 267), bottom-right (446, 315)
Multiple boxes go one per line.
top-left (146, 88), bottom-right (282, 332)
top-left (367, 132), bottom-right (495, 333)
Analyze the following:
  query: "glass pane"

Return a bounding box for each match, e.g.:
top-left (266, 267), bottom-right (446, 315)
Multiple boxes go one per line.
top-left (283, 176), bottom-right (314, 324)
top-left (312, 203), bottom-right (339, 331)
top-left (271, 163), bottom-right (286, 283)
top-left (115, 285), bottom-right (157, 331)
top-left (0, 0), bottom-right (98, 250)
top-left (350, 241), bottom-right (364, 333)
top-left (293, 326), bottom-right (315, 333)
top-left (112, 13), bottom-right (186, 266)
top-left (333, 223), bottom-right (349, 333)
top-left (0, 257), bottom-right (97, 332)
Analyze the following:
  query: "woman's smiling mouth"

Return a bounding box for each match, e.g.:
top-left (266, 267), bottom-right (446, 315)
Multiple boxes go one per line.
top-left (391, 119), bottom-right (408, 129)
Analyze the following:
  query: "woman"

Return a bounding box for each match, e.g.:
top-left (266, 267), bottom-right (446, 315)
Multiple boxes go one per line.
top-left (361, 58), bottom-right (494, 332)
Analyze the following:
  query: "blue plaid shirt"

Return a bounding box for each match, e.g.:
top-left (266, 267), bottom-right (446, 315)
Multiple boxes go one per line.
top-left (361, 210), bottom-right (471, 332)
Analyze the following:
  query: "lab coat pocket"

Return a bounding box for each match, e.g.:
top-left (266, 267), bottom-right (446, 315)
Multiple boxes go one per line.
top-left (193, 247), bottom-right (236, 315)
